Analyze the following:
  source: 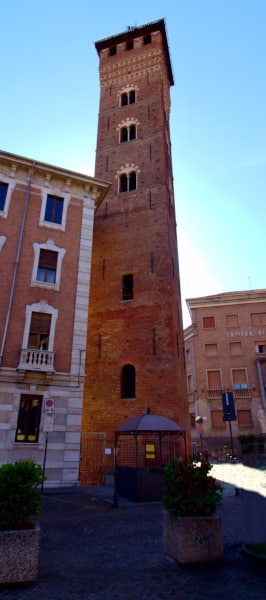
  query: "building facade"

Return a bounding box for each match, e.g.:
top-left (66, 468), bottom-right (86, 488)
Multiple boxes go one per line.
top-left (81, 20), bottom-right (190, 484)
top-left (184, 290), bottom-right (266, 457)
top-left (0, 150), bottom-right (109, 486)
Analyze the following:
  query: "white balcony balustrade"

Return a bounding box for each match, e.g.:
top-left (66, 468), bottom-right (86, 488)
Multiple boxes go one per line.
top-left (18, 349), bottom-right (55, 372)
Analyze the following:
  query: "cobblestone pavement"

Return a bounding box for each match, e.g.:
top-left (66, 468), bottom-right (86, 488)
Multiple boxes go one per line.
top-left (0, 465), bottom-right (266, 600)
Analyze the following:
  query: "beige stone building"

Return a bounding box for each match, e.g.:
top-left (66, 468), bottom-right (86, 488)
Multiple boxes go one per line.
top-left (0, 150), bottom-right (109, 486)
top-left (184, 290), bottom-right (266, 457)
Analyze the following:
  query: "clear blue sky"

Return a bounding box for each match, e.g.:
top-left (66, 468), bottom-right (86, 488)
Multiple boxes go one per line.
top-left (1, 0), bottom-right (265, 326)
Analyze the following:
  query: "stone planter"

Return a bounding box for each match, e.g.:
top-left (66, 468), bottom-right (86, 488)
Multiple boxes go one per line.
top-left (163, 512), bottom-right (223, 564)
top-left (0, 523), bottom-right (40, 585)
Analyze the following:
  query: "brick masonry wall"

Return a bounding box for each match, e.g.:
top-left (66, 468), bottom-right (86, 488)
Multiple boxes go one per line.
top-left (82, 25), bottom-right (190, 483)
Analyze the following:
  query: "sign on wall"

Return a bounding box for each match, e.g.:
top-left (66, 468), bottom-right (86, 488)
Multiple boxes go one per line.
top-left (222, 392), bottom-right (237, 422)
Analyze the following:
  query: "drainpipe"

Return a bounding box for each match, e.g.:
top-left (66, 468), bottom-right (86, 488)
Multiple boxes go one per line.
top-left (256, 359), bottom-right (266, 410)
top-left (0, 161), bottom-right (35, 367)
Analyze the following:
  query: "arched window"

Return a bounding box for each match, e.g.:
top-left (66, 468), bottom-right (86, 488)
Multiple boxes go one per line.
top-left (129, 124), bottom-right (136, 140)
top-left (129, 171), bottom-right (136, 191)
top-left (119, 124), bottom-right (136, 143)
top-left (120, 127), bottom-right (128, 143)
top-left (121, 93), bottom-right (128, 106)
top-left (119, 173), bottom-right (128, 193)
top-left (129, 90), bottom-right (135, 104)
top-left (121, 364), bottom-right (135, 399)
top-left (119, 171), bottom-right (137, 193)
top-left (120, 89), bottom-right (136, 106)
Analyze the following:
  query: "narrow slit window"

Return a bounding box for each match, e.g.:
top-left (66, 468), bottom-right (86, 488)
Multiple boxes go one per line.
top-left (122, 274), bottom-right (133, 300)
top-left (121, 364), bottom-right (135, 398)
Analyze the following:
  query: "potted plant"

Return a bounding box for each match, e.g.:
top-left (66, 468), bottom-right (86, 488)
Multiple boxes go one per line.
top-left (0, 458), bottom-right (44, 584)
top-left (162, 457), bottom-right (223, 564)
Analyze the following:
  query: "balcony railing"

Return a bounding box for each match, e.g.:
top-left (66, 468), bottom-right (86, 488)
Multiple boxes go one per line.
top-left (207, 389), bottom-right (223, 399)
top-left (207, 388), bottom-right (251, 400)
top-left (232, 388), bottom-right (251, 399)
top-left (18, 349), bottom-right (55, 372)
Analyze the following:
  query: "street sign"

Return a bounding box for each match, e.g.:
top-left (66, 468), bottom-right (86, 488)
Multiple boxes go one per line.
top-left (222, 392), bottom-right (237, 421)
top-left (44, 398), bottom-right (55, 414)
top-left (43, 414), bottom-right (54, 432)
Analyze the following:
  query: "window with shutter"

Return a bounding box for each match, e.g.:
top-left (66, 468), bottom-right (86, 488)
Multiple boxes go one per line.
top-left (28, 312), bottom-right (51, 349)
top-left (237, 410), bottom-right (252, 427)
top-left (37, 249), bottom-right (58, 283)
top-left (203, 316), bottom-right (215, 328)
top-left (207, 370), bottom-right (222, 389)
top-left (211, 410), bottom-right (225, 428)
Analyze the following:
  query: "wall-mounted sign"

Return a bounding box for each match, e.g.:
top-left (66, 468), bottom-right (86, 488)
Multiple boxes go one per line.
top-left (43, 414), bottom-right (54, 432)
top-left (222, 392), bottom-right (237, 422)
top-left (44, 398), bottom-right (55, 414)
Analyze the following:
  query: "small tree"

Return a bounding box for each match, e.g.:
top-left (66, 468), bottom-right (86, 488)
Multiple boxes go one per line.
top-left (0, 459), bottom-right (44, 530)
top-left (162, 458), bottom-right (223, 518)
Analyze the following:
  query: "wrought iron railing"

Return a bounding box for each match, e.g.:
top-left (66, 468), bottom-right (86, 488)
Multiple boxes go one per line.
top-left (206, 388), bottom-right (251, 400)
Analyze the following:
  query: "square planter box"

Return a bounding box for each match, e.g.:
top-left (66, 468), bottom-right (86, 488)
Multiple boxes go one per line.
top-left (0, 524), bottom-right (40, 585)
top-left (163, 512), bottom-right (223, 564)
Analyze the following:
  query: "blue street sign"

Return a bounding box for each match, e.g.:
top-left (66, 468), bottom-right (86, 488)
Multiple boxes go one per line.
top-left (222, 392), bottom-right (237, 421)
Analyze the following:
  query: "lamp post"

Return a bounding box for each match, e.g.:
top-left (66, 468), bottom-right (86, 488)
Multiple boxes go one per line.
top-left (195, 416), bottom-right (203, 457)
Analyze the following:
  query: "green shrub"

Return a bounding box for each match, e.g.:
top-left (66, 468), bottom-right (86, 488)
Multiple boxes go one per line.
top-left (238, 434), bottom-right (256, 454)
top-left (238, 434), bottom-right (256, 445)
top-left (162, 458), bottom-right (223, 518)
top-left (0, 459), bottom-right (44, 530)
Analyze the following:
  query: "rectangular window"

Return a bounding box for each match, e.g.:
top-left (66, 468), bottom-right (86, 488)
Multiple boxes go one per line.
top-left (28, 312), bottom-right (51, 350)
top-left (251, 312), bottom-right (266, 326)
top-left (205, 343), bottom-right (218, 357)
top-left (255, 342), bottom-right (266, 354)
top-left (126, 40), bottom-right (133, 51)
top-left (187, 374), bottom-right (193, 393)
top-left (37, 249), bottom-right (58, 283)
top-left (0, 182), bottom-right (8, 211)
top-left (207, 370), bottom-right (222, 389)
top-left (237, 410), bottom-right (252, 428)
top-left (226, 314), bottom-right (239, 327)
top-left (211, 410), bottom-right (225, 428)
top-left (144, 34), bottom-right (151, 45)
top-left (15, 395), bottom-right (42, 443)
top-left (232, 369), bottom-right (247, 389)
top-left (122, 274), bottom-right (133, 300)
top-left (44, 194), bottom-right (64, 224)
top-left (229, 342), bottom-right (242, 355)
top-left (203, 316), bottom-right (215, 328)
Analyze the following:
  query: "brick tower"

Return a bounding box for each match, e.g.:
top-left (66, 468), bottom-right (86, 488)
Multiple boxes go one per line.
top-left (81, 19), bottom-right (190, 484)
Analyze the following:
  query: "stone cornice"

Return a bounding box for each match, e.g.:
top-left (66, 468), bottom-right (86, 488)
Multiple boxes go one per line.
top-left (0, 150), bottom-right (110, 209)
top-left (187, 289), bottom-right (266, 311)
